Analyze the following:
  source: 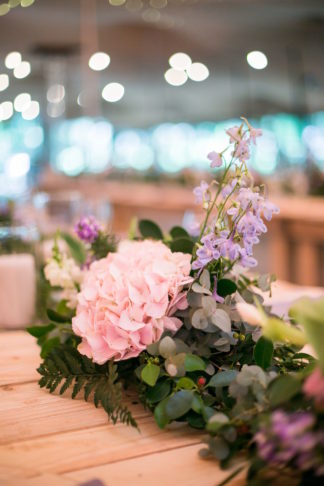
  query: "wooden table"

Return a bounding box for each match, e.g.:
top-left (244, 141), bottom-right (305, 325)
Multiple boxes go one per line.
top-left (0, 332), bottom-right (245, 486)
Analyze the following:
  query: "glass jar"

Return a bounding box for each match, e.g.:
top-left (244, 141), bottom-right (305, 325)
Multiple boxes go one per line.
top-left (0, 224), bottom-right (40, 329)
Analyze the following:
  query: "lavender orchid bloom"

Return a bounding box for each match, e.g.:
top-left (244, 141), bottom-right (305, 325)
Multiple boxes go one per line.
top-left (75, 216), bottom-right (100, 244)
top-left (193, 181), bottom-right (210, 204)
top-left (254, 410), bottom-right (324, 475)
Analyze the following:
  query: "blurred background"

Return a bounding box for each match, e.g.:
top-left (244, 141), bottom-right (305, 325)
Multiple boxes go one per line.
top-left (1, 0), bottom-right (324, 292)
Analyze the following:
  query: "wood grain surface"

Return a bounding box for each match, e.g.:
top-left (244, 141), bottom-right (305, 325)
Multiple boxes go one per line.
top-left (0, 331), bottom-right (245, 486)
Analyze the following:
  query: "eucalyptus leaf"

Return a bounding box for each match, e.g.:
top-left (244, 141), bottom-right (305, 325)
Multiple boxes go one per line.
top-left (159, 336), bottom-right (177, 359)
top-left (199, 269), bottom-right (211, 289)
top-left (192, 282), bottom-right (212, 295)
top-left (165, 390), bottom-right (194, 420)
top-left (208, 370), bottom-right (238, 388)
top-left (46, 309), bottom-right (71, 324)
top-left (211, 309), bottom-right (231, 333)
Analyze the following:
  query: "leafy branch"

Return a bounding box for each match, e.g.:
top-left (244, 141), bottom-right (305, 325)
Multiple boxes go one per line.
top-left (37, 345), bottom-right (137, 428)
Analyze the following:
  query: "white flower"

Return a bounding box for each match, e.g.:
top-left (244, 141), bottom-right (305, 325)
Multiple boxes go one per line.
top-left (44, 256), bottom-right (82, 290)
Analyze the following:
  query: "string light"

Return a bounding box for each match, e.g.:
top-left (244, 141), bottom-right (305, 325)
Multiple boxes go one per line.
top-left (14, 61), bottom-right (31, 79)
top-left (247, 51), bottom-right (268, 70)
top-left (0, 74), bottom-right (9, 92)
top-left (5, 51), bottom-right (22, 69)
top-left (88, 52), bottom-right (110, 71)
top-left (102, 82), bottom-right (125, 102)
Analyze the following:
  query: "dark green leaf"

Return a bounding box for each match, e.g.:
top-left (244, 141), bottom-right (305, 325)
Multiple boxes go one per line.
top-left (27, 323), bottom-right (55, 338)
top-left (141, 363), bottom-right (160, 387)
top-left (61, 232), bottom-right (87, 265)
top-left (208, 370), bottom-right (238, 388)
top-left (253, 336), bottom-right (274, 370)
top-left (187, 411), bottom-right (205, 429)
top-left (40, 337), bottom-right (60, 358)
top-left (46, 308), bottom-right (70, 324)
top-left (170, 237), bottom-right (195, 254)
top-left (165, 390), bottom-right (194, 420)
top-left (170, 226), bottom-right (189, 239)
top-left (184, 354), bottom-right (206, 372)
top-left (154, 397), bottom-right (170, 429)
top-left (146, 380), bottom-right (171, 404)
top-left (269, 375), bottom-right (302, 407)
top-left (217, 279), bottom-right (237, 298)
top-left (138, 219), bottom-right (163, 240)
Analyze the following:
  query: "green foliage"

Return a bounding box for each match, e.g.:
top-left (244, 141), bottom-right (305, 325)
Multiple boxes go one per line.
top-left (46, 308), bottom-right (71, 323)
top-left (170, 226), bottom-right (190, 239)
top-left (184, 354), bottom-right (206, 372)
top-left (141, 363), bottom-right (160, 387)
top-left (253, 336), bottom-right (274, 370)
top-left (268, 375), bottom-right (302, 407)
top-left (61, 232), bottom-right (87, 265)
top-left (27, 323), bottom-right (55, 338)
top-left (165, 390), bottom-right (194, 420)
top-left (91, 232), bottom-right (117, 259)
top-left (138, 219), bottom-right (163, 240)
top-left (217, 279), bottom-right (237, 298)
top-left (289, 297), bottom-right (324, 372)
top-left (37, 345), bottom-right (137, 428)
top-left (169, 237), bottom-right (195, 254)
top-left (208, 370), bottom-right (238, 388)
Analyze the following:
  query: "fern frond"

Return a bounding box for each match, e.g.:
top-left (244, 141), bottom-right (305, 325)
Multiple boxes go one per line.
top-left (37, 345), bottom-right (138, 429)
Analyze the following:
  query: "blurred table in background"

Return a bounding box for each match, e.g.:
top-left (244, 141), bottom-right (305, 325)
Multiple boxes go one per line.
top-left (40, 175), bottom-right (324, 287)
top-left (0, 331), bottom-right (245, 486)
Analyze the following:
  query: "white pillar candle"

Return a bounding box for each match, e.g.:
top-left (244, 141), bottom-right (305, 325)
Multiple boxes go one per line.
top-left (0, 254), bottom-right (36, 329)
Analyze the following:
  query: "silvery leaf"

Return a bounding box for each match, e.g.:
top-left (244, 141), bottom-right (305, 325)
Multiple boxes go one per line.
top-left (165, 353), bottom-right (186, 377)
top-left (187, 290), bottom-right (202, 307)
top-left (192, 308), bottom-right (209, 330)
top-left (201, 296), bottom-right (216, 315)
top-left (146, 341), bottom-right (159, 356)
top-left (199, 269), bottom-right (211, 289)
top-left (192, 282), bottom-right (212, 295)
top-left (159, 336), bottom-right (177, 358)
top-left (210, 309), bottom-right (232, 333)
top-left (174, 338), bottom-right (191, 354)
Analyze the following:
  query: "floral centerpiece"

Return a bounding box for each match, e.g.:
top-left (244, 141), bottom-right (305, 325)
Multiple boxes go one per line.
top-left (28, 118), bottom-right (324, 484)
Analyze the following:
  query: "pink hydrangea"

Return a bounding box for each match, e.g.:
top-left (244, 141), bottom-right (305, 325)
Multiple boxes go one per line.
top-left (303, 367), bottom-right (324, 411)
top-left (72, 240), bottom-right (192, 363)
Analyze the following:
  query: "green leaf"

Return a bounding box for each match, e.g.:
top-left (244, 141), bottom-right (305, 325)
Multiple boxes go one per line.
top-left (46, 308), bottom-right (70, 324)
top-left (289, 297), bottom-right (324, 372)
top-left (154, 397), bottom-right (170, 429)
top-left (40, 337), bottom-right (60, 358)
top-left (146, 380), bottom-right (171, 404)
top-left (184, 354), bottom-right (206, 372)
top-left (141, 363), bottom-right (160, 387)
top-left (170, 237), bottom-right (195, 254)
top-left (165, 390), bottom-right (194, 420)
top-left (27, 323), bottom-right (55, 338)
top-left (217, 279), bottom-right (237, 298)
top-left (253, 336), bottom-right (274, 370)
top-left (138, 219), bottom-right (163, 240)
top-left (269, 375), bottom-right (302, 407)
top-left (170, 226), bottom-right (189, 239)
top-left (177, 377), bottom-right (197, 390)
top-left (206, 412), bottom-right (229, 433)
top-left (61, 232), bottom-right (86, 265)
top-left (208, 370), bottom-right (238, 388)
top-left (187, 411), bottom-right (206, 429)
